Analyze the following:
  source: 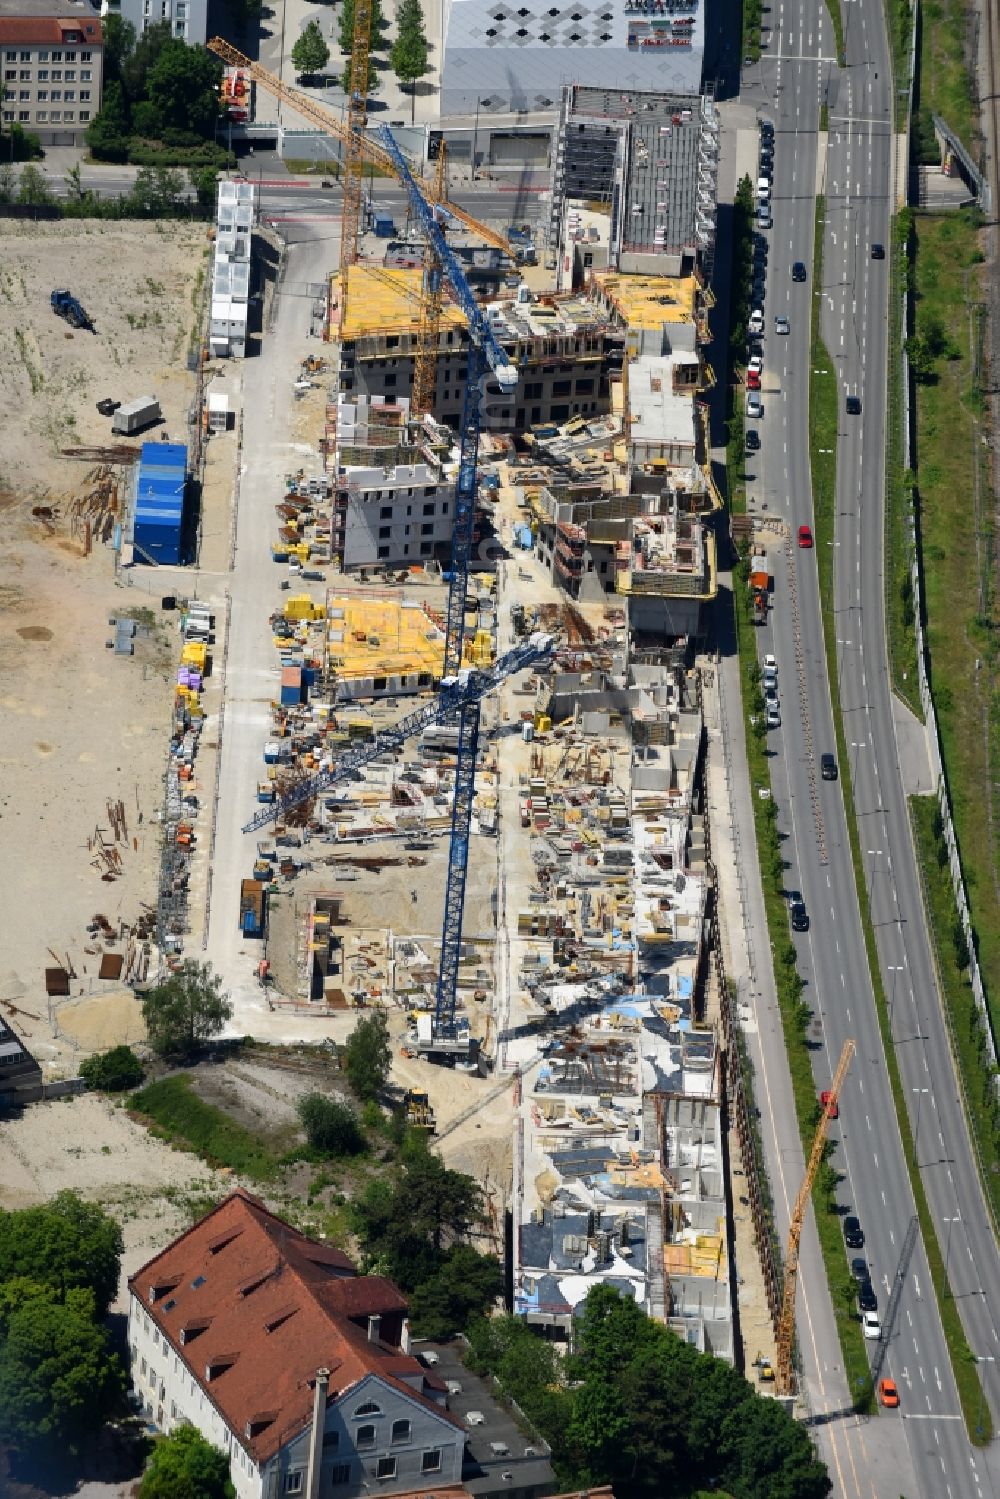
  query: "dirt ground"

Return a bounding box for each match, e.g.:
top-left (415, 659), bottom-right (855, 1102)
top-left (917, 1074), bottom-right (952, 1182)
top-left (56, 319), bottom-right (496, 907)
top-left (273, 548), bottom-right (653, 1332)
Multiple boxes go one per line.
top-left (0, 221), bottom-right (213, 1077)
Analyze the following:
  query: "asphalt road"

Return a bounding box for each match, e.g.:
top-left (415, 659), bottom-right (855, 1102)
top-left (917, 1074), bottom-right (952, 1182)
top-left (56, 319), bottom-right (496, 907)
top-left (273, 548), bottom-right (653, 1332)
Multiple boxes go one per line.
top-left (825, 0), bottom-right (1000, 1479)
top-left (743, 0), bottom-right (998, 1495)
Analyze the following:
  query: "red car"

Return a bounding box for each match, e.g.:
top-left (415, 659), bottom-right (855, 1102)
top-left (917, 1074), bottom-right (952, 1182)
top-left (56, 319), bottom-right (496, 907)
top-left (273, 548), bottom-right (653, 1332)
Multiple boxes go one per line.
top-left (747, 369), bottom-right (762, 390)
top-left (798, 525), bottom-right (813, 548)
top-left (820, 1090), bottom-right (839, 1119)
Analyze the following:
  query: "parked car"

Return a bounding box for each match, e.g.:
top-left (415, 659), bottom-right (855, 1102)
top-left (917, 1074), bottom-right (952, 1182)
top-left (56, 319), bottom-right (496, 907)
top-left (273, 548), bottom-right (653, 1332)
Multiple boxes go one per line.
top-left (749, 308), bottom-right (765, 335)
top-left (746, 428), bottom-right (761, 453)
top-left (858, 1280), bottom-right (878, 1313)
top-left (863, 1310), bottom-right (882, 1340)
top-left (766, 705), bottom-right (781, 729)
top-left (746, 392), bottom-right (764, 419)
top-left (850, 1257), bottom-right (869, 1282)
top-left (798, 524), bottom-right (813, 548)
top-left (790, 897), bottom-right (809, 932)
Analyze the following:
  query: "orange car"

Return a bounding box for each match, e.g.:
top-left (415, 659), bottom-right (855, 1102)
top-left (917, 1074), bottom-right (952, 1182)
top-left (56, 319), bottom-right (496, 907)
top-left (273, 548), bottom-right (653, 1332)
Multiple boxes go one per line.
top-left (878, 1378), bottom-right (900, 1408)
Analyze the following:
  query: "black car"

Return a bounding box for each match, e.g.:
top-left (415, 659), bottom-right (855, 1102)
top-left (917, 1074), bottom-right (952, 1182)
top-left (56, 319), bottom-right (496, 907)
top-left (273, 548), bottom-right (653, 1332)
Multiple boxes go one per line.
top-left (846, 395), bottom-right (862, 415)
top-left (820, 752), bottom-right (838, 781)
top-left (844, 1215), bottom-right (865, 1248)
top-left (871, 242), bottom-right (885, 259)
top-left (759, 119), bottom-right (774, 138)
top-left (746, 429), bottom-right (761, 453)
top-left (850, 1257), bottom-right (869, 1282)
top-left (792, 261), bottom-right (807, 282)
top-left (858, 1280), bottom-right (878, 1313)
top-left (790, 897), bottom-right (809, 932)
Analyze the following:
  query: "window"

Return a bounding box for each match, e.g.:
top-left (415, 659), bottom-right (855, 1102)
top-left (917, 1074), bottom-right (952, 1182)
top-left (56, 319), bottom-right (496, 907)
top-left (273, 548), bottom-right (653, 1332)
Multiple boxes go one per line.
top-left (4, 52), bottom-right (15, 61)
top-left (64, 89), bottom-right (75, 100)
top-left (37, 68), bottom-right (48, 79)
top-left (375, 1459), bottom-right (397, 1481)
top-left (64, 68), bottom-right (75, 80)
top-left (19, 51), bottom-right (29, 61)
top-left (285, 1474), bottom-right (304, 1495)
top-left (18, 90), bottom-right (29, 101)
top-left (140, 1358), bottom-right (147, 1377)
top-left (19, 69), bottom-right (30, 80)
top-left (50, 88), bottom-right (61, 99)
top-left (391, 1419), bottom-right (410, 1444)
top-left (379, 506), bottom-right (391, 520)
top-left (356, 1425), bottom-right (376, 1449)
top-left (378, 526), bottom-right (391, 540)
top-left (81, 67), bottom-right (91, 79)
top-left (50, 69), bottom-right (61, 80)
top-left (80, 89), bottom-right (90, 100)
top-left (81, 49), bottom-right (91, 59)
top-left (4, 71), bottom-right (15, 82)
top-left (575, 378), bottom-right (595, 394)
top-left (420, 523), bottom-right (433, 537)
top-left (79, 109), bottom-right (89, 120)
top-left (1, 111), bottom-right (12, 123)
top-left (37, 88), bottom-right (48, 100)
top-left (421, 1450), bottom-right (442, 1474)
top-left (18, 110), bottom-right (28, 120)
top-left (422, 501), bottom-right (435, 516)
top-left (330, 1463), bottom-right (352, 1485)
top-left (552, 379), bottom-right (572, 397)
top-left (51, 51), bottom-right (62, 61)
top-left (37, 50), bottom-right (48, 60)
top-left (419, 541), bottom-right (432, 557)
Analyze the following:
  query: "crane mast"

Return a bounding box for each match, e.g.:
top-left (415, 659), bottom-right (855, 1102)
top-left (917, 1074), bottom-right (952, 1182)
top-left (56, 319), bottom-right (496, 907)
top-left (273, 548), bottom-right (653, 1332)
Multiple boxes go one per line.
top-left (775, 1039), bottom-right (856, 1394)
top-left (339, 0), bottom-right (375, 323)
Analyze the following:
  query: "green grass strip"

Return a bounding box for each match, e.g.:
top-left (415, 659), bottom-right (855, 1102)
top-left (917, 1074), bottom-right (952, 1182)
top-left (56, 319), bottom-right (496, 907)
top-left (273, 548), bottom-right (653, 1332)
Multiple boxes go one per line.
top-left (823, 0), bottom-right (846, 66)
top-left (131, 1073), bottom-right (281, 1181)
top-left (724, 180), bottom-right (873, 1407)
top-left (807, 197), bottom-right (992, 1445)
top-left (883, 210), bottom-right (922, 714)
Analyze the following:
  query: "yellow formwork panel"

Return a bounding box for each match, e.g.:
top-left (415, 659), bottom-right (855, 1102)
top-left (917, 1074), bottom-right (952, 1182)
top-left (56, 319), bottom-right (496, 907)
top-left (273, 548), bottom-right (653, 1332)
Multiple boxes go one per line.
top-left (340, 265), bottom-right (468, 342)
top-left (180, 641), bottom-right (207, 669)
top-left (284, 595), bottom-right (324, 621)
top-left (593, 271), bottom-right (698, 330)
top-left (327, 594), bottom-right (446, 683)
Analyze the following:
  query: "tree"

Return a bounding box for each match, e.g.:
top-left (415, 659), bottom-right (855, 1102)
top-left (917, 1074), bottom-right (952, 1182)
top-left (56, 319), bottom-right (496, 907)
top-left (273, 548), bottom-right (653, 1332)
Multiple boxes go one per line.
top-left (408, 1245), bottom-right (502, 1340)
top-left (190, 164), bottom-right (219, 215)
top-left (17, 163), bottom-right (53, 205)
top-left (344, 1010), bottom-right (391, 1100)
top-left (139, 1425), bottom-right (234, 1499)
top-left (79, 1044), bottom-right (144, 1092)
top-left (0, 1192), bottom-right (123, 1318)
top-left (141, 960), bottom-right (232, 1058)
top-left (121, 20), bottom-right (172, 105)
top-left (338, 0), bottom-right (386, 57)
top-left (351, 1152), bottom-right (483, 1289)
top-left (719, 1390), bottom-right (830, 1499)
top-left (102, 12), bottom-right (136, 86)
top-left (128, 165), bottom-right (186, 216)
top-left (390, 0), bottom-right (429, 123)
top-left (291, 19), bottom-right (331, 78)
top-left (86, 80), bottom-right (131, 161)
top-left (147, 39), bottom-right (223, 138)
top-left (297, 1092), bottom-right (366, 1156)
top-left (0, 162), bottom-right (14, 203)
top-left (0, 1294), bottom-right (124, 1458)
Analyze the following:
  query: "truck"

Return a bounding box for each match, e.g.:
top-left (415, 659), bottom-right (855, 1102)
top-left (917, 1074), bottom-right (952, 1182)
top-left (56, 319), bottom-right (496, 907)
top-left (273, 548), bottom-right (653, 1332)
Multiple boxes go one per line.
top-left (112, 396), bottom-right (162, 435)
top-left (239, 878), bottom-right (266, 938)
top-left (749, 553), bottom-right (771, 625)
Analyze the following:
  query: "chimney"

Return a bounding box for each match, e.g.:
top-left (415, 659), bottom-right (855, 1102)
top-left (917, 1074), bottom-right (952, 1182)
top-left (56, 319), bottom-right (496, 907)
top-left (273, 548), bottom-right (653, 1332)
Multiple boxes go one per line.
top-left (305, 1368), bottom-right (330, 1499)
top-left (367, 1315), bottom-right (381, 1344)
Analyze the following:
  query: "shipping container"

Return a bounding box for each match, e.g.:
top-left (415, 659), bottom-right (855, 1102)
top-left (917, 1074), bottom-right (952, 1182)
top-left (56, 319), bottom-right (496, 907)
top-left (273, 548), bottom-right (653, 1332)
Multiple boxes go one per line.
top-left (113, 397), bottom-right (162, 435)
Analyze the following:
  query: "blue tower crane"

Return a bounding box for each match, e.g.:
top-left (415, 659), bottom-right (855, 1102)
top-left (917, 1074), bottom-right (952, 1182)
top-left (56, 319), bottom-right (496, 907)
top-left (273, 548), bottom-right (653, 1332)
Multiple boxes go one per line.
top-left (248, 126), bottom-right (525, 1052)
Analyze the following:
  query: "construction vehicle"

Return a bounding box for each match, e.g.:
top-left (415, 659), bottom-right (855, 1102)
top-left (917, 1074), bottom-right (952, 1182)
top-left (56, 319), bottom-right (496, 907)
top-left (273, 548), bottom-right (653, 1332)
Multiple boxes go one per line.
top-left (50, 288), bottom-right (95, 332)
top-left (749, 552), bottom-right (770, 625)
top-left (239, 878), bottom-right (266, 937)
top-left (775, 1039), bottom-right (855, 1395)
top-left (404, 1088), bottom-right (436, 1131)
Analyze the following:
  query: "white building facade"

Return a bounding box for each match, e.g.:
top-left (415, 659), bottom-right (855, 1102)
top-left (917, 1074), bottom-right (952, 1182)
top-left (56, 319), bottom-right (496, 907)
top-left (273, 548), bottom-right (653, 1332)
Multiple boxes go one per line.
top-left (113, 0), bottom-right (207, 46)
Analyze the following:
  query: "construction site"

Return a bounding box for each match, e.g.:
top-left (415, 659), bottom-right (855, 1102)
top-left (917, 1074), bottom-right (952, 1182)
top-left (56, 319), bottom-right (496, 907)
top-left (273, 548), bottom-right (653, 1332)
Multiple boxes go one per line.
top-left (0, 36), bottom-right (833, 1445)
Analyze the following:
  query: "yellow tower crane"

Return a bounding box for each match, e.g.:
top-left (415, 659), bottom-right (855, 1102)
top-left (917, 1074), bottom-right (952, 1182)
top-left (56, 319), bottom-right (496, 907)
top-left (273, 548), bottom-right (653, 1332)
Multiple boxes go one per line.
top-left (207, 40), bottom-right (513, 341)
top-left (775, 1038), bottom-right (855, 1396)
top-left (412, 141), bottom-right (448, 416)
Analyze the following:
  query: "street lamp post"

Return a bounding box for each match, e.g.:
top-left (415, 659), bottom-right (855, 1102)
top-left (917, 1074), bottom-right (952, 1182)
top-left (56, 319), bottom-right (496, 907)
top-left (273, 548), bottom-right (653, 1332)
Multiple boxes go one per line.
top-left (887, 963), bottom-right (904, 1031)
top-left (975, 1356), bottom-right (995, 1440)
top-left (943, 1213), bottom-right (960, 1296)
top-left (867, 847), bottom-right (881, 922)
top-left (851, 738), bottom-right (865, 788)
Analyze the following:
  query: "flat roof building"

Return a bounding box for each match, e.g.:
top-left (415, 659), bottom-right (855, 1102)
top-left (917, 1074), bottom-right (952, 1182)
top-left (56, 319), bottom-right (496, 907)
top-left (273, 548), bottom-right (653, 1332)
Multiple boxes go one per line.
top-left (0, 0), bottom-right (103, 147)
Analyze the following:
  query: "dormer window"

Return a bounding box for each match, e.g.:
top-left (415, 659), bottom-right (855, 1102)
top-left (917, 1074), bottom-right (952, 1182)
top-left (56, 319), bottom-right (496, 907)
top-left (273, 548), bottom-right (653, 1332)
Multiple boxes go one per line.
top-left (354, 1401), bottom-right (381, 1417)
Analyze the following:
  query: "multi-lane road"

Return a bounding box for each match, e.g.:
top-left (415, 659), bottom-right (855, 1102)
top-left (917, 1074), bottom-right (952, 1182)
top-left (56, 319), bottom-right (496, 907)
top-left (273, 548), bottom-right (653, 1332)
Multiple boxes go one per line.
top-left (744, 0), bottom-right (1000, 1494)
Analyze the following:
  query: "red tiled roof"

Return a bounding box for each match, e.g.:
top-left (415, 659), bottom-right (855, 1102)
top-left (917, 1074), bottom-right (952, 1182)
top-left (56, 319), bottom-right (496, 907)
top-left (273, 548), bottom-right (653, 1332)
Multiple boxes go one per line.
top-left (0, 16), bottom-right (103, 45)
top-left (128, 1190), bottom-right (460, 1464)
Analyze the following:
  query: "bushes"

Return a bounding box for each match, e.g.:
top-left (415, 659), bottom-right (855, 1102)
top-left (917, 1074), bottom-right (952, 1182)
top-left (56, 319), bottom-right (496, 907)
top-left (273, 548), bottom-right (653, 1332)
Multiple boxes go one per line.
top-left (79, 1045), bottom-right (144, 1093)
top-left (297, 1093), bottom-right (366, 1157)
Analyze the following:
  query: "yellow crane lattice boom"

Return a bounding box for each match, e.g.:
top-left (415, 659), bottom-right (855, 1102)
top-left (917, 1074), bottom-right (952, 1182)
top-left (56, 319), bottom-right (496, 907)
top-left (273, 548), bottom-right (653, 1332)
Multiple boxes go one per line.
top-left (412, 142), bottom-right (448, 416)
top-left (775, 1038), bottom-right (855, 1395)
top-left (340, 0), bottom-right (375, 309)
top-left (207, 39), bottom-right (514, 262)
